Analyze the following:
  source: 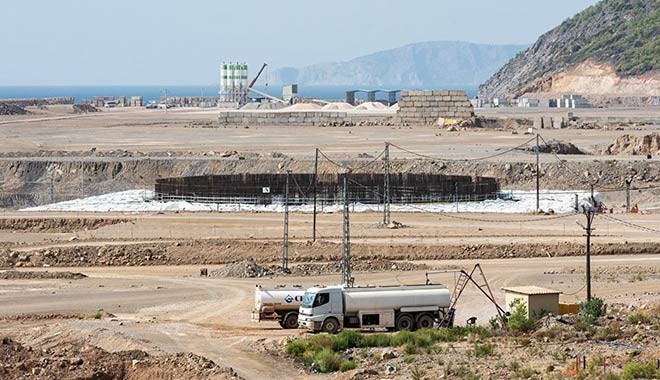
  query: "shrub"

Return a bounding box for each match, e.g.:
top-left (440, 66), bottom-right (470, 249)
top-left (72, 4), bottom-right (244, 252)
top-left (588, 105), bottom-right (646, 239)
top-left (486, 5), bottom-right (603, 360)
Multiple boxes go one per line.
top-left (339, 360), bottom-right (357, 372)
top-left (307, 334), bottom-right (333, 350)
top-left (473, 342), bottom-right (494, 357)
top-left (285, 340), bottom-right (307, 357)
top-left (404, 342), bottom-right (418, 355)
top-left (507, 299), bottom-right (536, 332)
top-left (580, 297), bottom-right (605, 325)
top-left (413, 329), bottom-right (436, 347)
top-left (92, 310), bottom-right (103, 319)
top-left (357, 333), bottom-right (391, 347)
top-left (314, 348), bottom-right (342, 373)
top-left (627, 311), bottom-right (650, 325)
top-left (595, 323), bottom-right (621, 341)
top-left (489, 316), bottom-right (501, 330)
top-left (621, 361), bottom-right (658, 380)
top-left (410, 366), bottom-right (426, 380)
top-left (332, 330), bottom-right (360, 351)
top-left (391, 330), bottom-right (415, 346)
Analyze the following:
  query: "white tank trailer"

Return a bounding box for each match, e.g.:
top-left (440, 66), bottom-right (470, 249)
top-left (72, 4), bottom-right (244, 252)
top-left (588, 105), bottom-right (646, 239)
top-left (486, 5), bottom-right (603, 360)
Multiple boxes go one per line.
top-left (252, 285), bottom-right (305, 329)
top-left (297, 284), bottom-right (452, 333)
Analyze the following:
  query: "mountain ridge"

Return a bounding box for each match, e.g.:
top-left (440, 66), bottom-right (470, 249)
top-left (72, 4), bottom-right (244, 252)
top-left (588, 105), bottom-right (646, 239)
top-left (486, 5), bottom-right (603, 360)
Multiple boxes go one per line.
top-left (266, 41), bottom-right (526, 88)
top-left (479, 0), bottom-right (660, 99)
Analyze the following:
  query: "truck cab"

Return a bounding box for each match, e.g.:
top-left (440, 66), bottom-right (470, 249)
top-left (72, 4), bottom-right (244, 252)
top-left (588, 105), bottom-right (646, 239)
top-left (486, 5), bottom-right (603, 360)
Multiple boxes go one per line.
top-left (298, 286), bottom-right (344, 333)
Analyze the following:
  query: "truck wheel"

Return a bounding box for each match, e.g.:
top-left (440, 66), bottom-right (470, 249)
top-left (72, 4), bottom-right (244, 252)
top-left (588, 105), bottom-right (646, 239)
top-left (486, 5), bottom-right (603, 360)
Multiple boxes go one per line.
top-left (395, 313), bottom-right (415, 331)
top-left (321, 318), bottom-right (339, 334)
top-left (416, 313), bottom-right (435, 329)
top-left (282, 312), bottom-right (299, 329)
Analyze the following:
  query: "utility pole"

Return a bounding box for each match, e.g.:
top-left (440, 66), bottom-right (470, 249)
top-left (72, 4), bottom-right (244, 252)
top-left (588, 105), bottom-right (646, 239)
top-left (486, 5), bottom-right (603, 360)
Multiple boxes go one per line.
top-left (383, 142), bottom-right (391, 226)
top-left (625, 177), bottom-right (632, 212)
top-left (312, 148), bottom-right (319, 241)
top-left (576, 207), bottom-right (596, 301)
top-left (282, 170), bottom-right (291, 272)
top-left (536, 134), bottom-right (540, 212)
top-left (341, 170), bottom-right (353, 287)
top-left (50, 172), bottom-right (55, 203)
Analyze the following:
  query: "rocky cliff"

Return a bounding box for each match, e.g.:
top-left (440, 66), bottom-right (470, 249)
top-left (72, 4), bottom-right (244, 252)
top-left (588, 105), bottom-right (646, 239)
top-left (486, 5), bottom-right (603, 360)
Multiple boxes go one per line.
top-left (479, 0), bottom-right (660, 99)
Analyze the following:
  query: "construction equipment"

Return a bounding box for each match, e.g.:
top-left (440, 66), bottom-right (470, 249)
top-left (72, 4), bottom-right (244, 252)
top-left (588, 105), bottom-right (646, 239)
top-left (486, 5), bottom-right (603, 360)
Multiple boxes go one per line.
top-left (426, 264), bottom-right (508, 328)
top-left (248, 63), bottom-right (268, 90)
top-left (297, 284), bottom-right (451, 333)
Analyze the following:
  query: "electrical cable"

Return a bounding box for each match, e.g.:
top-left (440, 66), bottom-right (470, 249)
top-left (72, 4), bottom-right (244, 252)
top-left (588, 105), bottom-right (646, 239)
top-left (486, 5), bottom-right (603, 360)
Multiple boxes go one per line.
top-left (599, 214), bottom-right (660, 235)
top-left (388, 135), bottom-right (537, 162)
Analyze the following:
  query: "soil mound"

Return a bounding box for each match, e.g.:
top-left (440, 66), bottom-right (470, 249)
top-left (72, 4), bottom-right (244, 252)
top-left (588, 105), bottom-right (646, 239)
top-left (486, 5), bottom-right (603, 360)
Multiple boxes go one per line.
top-left (0, 217), bottom-right (128, 232)
top-left (0, 103), bottom-right (28, 116)
top-left (0, 337), bottom-right (242, 380)
top-left (526, 140), bottom-right (586, 155)
top-left (210, 260), bottom-right (271, 278)
top-left (281, 103), bottom-right (322, 111)
top-left (72, 104), bottom-right (100, 114)
top-left (354, 102), bottom-right (388, 111)
top-left (603, 133), bottom-right (660, 156)
top-left (0, 271), bottom-right (87, 280)
top-left (209, 259), bottom-right (427, 278)
top-left (321, 102), bottom-right (354, 110)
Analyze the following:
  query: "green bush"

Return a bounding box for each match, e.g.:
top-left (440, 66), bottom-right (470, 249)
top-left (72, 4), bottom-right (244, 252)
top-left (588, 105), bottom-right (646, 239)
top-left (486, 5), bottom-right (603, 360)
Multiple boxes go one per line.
top-left (332, 330), bottom-right (361, 351)
top-left (314, 348), bottom-right (342, 373)
top-left (507, 299), bottom-right (536, 332)
top-left (285, 327), bottom-right (490, 372)
top-left (357, 333), bottom-right (391, 347)
top-left (580, 297), bottom-right (605, 325)
top-left (391, 330), bottom-right (415, 346)
top-left (307, 334), bottom-right (333, 350)
top-left (621, 361), bottom-right (659, 380)
top-left (627, 311), bottom-right (650, 325)
top-left (474, 342), bottom-right (494, 357)
top-left (410, 366), bottom-right (427, 380)
top-left (403, 342), bottom-right (418, 355)
top-left (339, 360), bottom-right (357, 372)
top-left (411, 329), bottom-right (436, 347)
top-left (285, 340), bottom-right (307, 357)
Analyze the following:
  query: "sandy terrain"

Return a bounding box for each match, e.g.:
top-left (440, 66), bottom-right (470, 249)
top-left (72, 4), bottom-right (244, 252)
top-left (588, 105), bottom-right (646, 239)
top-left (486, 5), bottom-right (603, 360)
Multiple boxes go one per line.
top-left (0, 106), bottom-right (657, 160)
top-left (1, 105), bottom-right (660, 378)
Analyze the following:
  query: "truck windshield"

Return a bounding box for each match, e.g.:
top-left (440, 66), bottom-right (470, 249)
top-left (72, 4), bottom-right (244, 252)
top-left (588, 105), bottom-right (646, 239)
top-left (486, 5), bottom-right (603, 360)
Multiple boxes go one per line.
top-left (301, 292), bottom-right (315, 308)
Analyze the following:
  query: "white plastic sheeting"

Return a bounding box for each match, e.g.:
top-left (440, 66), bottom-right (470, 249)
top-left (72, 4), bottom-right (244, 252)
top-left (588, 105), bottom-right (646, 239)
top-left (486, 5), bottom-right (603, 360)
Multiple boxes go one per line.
top-left (21, 189), bottom-right (599, 214)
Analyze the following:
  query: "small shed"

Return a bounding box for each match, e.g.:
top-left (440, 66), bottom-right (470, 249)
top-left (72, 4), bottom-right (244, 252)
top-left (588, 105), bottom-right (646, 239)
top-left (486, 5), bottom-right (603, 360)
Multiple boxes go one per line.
top-left (502, 286), bottom-right (561, 318)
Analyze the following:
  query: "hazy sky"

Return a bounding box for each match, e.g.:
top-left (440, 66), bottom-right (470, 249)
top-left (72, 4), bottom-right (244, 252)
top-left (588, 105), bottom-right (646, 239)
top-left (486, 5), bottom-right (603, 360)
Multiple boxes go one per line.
top-left (1, 0), bottom-right (600, 86)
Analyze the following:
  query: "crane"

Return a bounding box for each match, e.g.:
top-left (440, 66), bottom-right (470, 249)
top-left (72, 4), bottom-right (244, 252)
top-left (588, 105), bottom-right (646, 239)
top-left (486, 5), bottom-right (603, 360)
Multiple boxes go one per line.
top-left (249, 63), bottom-right (268, 90)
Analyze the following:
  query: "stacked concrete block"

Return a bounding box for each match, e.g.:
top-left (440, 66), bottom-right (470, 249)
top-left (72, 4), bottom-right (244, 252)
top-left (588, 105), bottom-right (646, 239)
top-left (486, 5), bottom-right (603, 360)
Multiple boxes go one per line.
top-left (397, 90), bottom-right (475, 125)
top-left (217, 111), bottom-right (391, 126)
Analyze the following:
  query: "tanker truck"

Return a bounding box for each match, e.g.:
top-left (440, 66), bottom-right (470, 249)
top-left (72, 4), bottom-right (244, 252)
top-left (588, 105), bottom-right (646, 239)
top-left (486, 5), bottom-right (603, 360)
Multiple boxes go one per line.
top-left (297, 284), bottom-right (452, 333)
top-left (252, 285), bottom-right (305, 329)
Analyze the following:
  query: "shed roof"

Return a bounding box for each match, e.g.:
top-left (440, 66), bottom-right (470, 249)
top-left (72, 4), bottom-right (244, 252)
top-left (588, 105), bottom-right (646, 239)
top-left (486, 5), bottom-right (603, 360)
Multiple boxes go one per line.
top-left (502, 286), bottom-right (561, 295)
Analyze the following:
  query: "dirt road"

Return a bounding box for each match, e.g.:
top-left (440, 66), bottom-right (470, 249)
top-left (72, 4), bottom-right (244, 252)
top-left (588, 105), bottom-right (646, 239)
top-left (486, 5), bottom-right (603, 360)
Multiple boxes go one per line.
top-left (1, 254), bottom-right (659, 379)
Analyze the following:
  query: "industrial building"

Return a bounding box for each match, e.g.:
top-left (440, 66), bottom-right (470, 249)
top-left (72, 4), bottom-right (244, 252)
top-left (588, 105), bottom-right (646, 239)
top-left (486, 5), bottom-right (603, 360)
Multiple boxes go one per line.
top-left (503, 286), bottom-right (561, 319)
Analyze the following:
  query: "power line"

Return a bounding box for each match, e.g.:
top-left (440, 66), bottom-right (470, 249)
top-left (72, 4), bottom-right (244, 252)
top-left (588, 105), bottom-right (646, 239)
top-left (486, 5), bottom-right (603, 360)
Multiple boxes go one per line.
top-left (388, 135), bottom-right (537, 162)
top-left (599, 214), bottom-right (660, 235)
top-left (317, 148), bottom-right (386, 171)
top-left (436, 211), bottom-right (576, 224)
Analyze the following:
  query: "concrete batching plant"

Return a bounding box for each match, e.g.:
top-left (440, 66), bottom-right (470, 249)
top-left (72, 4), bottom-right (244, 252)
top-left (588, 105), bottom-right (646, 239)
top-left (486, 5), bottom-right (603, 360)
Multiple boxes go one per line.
top-left (219, 62), bottom-right (249, 105)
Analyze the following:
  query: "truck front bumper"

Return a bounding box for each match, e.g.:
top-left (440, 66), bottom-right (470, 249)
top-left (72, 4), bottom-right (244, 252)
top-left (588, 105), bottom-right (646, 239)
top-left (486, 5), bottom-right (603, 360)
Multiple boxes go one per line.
top-left (298, 317), bottom-right (322, 331)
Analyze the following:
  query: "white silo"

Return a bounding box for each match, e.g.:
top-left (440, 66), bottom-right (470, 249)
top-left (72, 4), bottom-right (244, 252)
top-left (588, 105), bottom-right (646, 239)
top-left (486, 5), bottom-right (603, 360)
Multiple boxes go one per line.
top-left (220, 63), bottom-right (227, 101)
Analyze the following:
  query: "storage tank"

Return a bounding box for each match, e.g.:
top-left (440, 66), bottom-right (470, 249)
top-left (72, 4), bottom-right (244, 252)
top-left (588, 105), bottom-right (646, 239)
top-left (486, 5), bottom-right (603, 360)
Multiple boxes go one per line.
top-left (254, 285), bottom-right (305, 312)
top-left (220, 63), bottom-right (227, 100)
top-left (342, 285), bottom-right (450, 314)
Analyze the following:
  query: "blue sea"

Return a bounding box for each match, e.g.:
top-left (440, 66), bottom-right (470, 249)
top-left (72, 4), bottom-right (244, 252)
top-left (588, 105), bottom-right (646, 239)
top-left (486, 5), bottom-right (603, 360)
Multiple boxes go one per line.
top-left (0, 85), bottom-right (477, 103)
